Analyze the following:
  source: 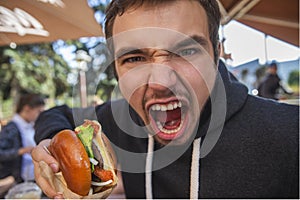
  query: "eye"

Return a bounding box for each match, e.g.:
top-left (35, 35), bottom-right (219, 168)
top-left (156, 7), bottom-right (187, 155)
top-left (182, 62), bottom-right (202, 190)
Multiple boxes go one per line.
top-left (123, 56), bottom-right (146, 64)
top-left (177, 48), bottom-right (199, 57)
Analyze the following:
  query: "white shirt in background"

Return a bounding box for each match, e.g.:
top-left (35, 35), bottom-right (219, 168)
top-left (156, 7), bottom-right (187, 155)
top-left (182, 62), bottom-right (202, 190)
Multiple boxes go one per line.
top-left (12, 114), bottom-right (36, 181)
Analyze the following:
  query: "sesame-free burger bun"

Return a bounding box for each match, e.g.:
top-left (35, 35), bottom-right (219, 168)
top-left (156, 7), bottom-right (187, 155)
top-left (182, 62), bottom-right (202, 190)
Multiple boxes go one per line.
top-left (48, 129), bottom-right (91, 196)
top-left (48, 120), bottom-right (117, 197)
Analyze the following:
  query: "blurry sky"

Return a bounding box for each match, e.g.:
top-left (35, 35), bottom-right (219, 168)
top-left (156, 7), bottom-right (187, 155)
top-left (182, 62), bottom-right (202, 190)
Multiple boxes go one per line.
top-left (222, 20), bottom-right (300, 67)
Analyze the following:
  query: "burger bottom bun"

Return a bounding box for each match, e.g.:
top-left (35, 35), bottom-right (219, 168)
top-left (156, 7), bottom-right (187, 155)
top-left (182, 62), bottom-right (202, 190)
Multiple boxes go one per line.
top-left (39, 161), bottom-right (113, 199)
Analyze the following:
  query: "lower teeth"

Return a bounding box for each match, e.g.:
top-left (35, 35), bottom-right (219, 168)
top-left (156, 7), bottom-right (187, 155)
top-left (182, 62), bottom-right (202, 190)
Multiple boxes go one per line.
top-left (156, 117), bottom-right (183, 134)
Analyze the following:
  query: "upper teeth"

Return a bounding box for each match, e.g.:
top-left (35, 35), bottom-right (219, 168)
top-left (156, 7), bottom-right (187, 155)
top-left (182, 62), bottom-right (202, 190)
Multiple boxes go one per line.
top-left (151, 101), bottom-right (182, 111)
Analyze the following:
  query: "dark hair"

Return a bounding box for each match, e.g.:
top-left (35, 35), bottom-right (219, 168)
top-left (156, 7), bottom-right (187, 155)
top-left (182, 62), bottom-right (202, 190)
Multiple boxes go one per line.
top-left (104, 0), bottom-right (221, 64)
top-left (269, 61), bottom-right (278, 68)
top-left (16, 93), bottom-right (45, 114)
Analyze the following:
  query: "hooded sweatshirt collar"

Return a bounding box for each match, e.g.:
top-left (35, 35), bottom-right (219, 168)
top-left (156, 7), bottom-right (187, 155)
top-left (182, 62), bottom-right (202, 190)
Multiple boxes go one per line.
top-left (196, 60), bottom-right (249, 158)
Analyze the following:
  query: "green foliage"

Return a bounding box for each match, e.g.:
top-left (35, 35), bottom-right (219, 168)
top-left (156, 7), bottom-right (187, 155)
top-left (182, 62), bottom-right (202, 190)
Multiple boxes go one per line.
top-left (0, 98), bottom-right (13, 119)
top-left (288, 70), bottom-right (299, 86)
top-left (0, 43), bottom-right (70, 100)
top-left (0, 0), bottom-right (116, 107)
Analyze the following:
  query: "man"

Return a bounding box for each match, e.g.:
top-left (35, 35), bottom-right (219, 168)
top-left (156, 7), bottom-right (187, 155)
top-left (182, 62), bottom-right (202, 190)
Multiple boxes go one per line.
top-left (32, 0), bottom-right (299, 199)
top-left (258, 61), bottom-right (292, 100)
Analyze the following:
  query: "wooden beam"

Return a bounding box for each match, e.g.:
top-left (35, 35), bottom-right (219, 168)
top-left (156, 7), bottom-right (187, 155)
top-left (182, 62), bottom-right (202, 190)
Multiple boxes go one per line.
top-left (235, 0), bottom-right (261, 19)
top-left (242, 14), bottom-right (299, 29)
top-left (216, 0), bottom-right (228, 20)
top-left (222, 0), bottom-right (251, 25)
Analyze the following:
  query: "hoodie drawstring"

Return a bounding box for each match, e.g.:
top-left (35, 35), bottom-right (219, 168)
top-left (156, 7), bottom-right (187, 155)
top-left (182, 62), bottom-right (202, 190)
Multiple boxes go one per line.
top-left (145, 137), bottom-right (201, 199)
top-left (190, 137), bottom-right (201, 199)
top-left (146, 135), bottom-right (154, 199)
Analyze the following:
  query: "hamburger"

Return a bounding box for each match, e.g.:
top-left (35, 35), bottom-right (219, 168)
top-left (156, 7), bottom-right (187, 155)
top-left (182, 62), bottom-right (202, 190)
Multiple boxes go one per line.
top-left (47, 120), bottom-right (117, 197)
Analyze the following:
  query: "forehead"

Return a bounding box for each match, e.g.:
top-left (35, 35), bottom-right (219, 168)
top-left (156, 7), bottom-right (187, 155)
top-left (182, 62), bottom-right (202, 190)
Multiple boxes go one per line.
top-left (112, 0), bottom-right (210, 52)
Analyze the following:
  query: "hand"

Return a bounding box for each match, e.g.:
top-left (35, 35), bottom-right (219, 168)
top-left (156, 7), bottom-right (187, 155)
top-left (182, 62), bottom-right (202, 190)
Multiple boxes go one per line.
top-left (31, 139), bottom-right (64, 199)
top-left (18, 146), bottom-right (34, 155)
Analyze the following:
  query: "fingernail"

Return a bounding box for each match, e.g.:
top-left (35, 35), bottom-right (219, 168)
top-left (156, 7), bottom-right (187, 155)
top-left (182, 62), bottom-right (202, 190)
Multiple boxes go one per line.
top-left (50, 163), bottom-right (59, 172)
top-left (54, 195), bottom-right (62, 199)
top-left (54, 193), bottom-right (63, 199)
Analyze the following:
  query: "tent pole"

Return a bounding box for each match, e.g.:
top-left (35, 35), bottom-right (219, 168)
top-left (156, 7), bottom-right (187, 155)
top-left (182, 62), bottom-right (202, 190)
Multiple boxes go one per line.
top-left (264, 34), bottom-right (268, 64)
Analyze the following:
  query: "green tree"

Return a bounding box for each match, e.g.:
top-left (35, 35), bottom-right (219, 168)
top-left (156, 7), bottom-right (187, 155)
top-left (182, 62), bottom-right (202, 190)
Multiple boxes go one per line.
top-left (0, 43), bottom-right (70, 101)
top-left (288, 70), bottom-right (299, 86)
top-left (56, 0), bottom-right (118, 103)
top-left (0, 0), bottom-right (116, 106)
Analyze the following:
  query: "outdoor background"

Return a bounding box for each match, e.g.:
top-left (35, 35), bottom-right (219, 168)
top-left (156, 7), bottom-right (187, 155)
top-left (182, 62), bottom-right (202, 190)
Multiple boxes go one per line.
top-left (0, 0), bottom-right (299, 123)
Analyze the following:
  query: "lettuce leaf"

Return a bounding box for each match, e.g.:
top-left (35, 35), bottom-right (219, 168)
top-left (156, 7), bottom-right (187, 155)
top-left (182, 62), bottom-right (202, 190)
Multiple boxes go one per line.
top-left (75, 124), bottom-right (95, 171)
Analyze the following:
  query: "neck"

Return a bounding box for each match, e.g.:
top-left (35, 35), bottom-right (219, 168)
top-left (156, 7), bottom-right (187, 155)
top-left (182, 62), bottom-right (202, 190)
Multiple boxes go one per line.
top-left (18, 112), bottom-right (30, 123)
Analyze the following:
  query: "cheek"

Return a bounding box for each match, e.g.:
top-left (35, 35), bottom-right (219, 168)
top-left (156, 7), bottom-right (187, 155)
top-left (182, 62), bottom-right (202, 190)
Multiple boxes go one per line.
top-left (186, 70), bottom-right (209, 106)
top-left (30, 108), bottom-right (44, 121)
top-left (33, 111), bottom-right (40, 120)
top-left (117, 65), bottom-right (150, 100)
top-left (194, 76), bottom-right (210, 108)
top-left (129, 89), bottom-right (146, 113)
top-left (122, 85), bottom-right (149, 124)
top-left (27, 111), bottom-right (38, 122)
top-left (178, 61), bottom-right (215, 107)
top-left (117, 68), bottom-right (148, 117)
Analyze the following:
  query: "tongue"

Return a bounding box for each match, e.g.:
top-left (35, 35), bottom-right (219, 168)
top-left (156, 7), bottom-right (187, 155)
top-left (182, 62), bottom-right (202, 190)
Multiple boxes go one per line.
top-left (156, 108), bottom-right (181, 129)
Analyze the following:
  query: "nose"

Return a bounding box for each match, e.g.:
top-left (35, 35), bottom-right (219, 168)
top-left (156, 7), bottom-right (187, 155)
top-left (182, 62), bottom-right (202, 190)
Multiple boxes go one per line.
top-left (148, 64), bottom-right (177, 92)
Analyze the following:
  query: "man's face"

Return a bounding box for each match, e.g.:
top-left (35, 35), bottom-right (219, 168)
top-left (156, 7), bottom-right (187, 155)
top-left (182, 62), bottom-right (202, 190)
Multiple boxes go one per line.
top-left (112, 1), bottom-right (217, 145)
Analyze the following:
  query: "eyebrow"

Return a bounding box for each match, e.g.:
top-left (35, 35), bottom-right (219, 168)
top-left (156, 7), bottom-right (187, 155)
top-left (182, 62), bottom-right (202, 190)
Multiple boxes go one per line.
top-left (115, 48), bottom-right (145, 59)
top-left (170, 35), bottom-right (209, 51)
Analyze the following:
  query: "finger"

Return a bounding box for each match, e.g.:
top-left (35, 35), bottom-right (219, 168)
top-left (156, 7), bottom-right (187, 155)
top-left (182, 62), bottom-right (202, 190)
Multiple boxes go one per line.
top-left (54, 192), bottom-right (64, 199)
top-left (32, 139), bottom-right (63, 198)
top-left (31, 139), bottom-right (59, 173)
top-left (35, 171), bottom-right (58, 198)
top-left (33, 159), bottom-right (61, 198)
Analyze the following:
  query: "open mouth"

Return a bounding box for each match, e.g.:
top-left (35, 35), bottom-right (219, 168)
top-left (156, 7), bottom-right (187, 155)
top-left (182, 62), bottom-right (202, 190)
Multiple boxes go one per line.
top-left (148, 100), bottom-right (188, 141)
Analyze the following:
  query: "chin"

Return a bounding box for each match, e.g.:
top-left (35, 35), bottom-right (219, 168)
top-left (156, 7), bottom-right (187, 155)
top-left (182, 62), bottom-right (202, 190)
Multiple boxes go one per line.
top-left (153, 133), bottom-right (193, 146)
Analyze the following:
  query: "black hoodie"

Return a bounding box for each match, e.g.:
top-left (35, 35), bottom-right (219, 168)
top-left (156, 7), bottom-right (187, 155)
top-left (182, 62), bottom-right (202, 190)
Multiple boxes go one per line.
top-left (35, 62), bottom-right (299, 199)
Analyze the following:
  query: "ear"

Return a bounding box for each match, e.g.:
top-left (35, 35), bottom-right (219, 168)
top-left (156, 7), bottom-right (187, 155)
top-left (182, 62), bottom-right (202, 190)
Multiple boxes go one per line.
top-left (217, 41), bottom-right (221, 57)
top-left (214, 41), bottom-right (222, 67)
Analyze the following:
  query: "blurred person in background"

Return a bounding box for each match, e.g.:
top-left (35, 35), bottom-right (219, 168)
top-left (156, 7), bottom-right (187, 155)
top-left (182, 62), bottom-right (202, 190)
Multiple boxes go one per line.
top-left (0, 93), bottom-right (45, 184)
top-left (258, 61), bottom-right (292, 100)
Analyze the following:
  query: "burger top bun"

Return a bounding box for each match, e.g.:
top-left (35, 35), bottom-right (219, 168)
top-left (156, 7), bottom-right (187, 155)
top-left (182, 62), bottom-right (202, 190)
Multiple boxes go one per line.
top-left (48, 129), bottom-right (92, 196)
